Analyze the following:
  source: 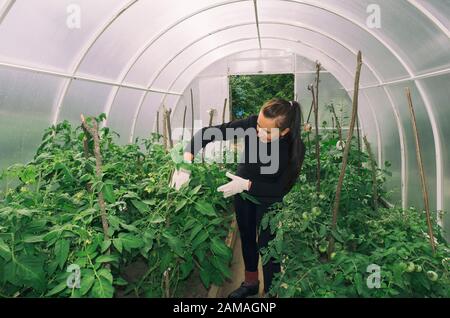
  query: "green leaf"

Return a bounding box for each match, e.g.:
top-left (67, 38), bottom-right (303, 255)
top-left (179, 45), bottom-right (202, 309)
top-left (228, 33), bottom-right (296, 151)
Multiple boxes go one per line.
top-left (100, 240), bottom-right (111, 253)
top-left (55, 239), bottom-right (70, 269)
top-left (354, 273), bottom-right (364, 295)
top-left (175, 199), bottom-right (188, 213)
top-left (195, 201), bottom-right (216, 217)
top-left (162, 232), bottom-right (184, 258)
top-left (192, 231), bottom-right (209, 250)
top-left (211, 256), bottom-right (232, 279)
top-left (331, 230), bottom-right (344, 243)
top-left (23, 234), bottom-right (45, 243)
top-left (114, 277), bottom-right (128, 286)
top-left (180, 259), bottom-right (194, 280)
top-left (131, 200), bottom-right (149, 213)
top-left (149, 214), bottom-right (166, 224)
top-left (240, 192), bottom-right (261, 205)
top-left (0, 238), bottom-right (11, 261)
top-left (113, 238), bottom-right (123, 253)
top-left (190, 185), bottom-right (202, 195)
top-left (189, 224), bottom-right (203, 242)
top-left (103, 183), bottom-right (116, 204)
top-left (199, 268), bottom-right (211, 289)
top-left (80, 270), bottom-right (96, 296)
top-left (98, 268), bottom-right (113, 284)
top-left (95, 255), bottom-right (119, 264)
top-left (119, 233), bottom-right (143, 252)
top-left (210, 237), bottom-right (232, 260)
top-left (91, 277), bottom-right (114, 298)
top-left (46, 280), bottom-right (68, 297)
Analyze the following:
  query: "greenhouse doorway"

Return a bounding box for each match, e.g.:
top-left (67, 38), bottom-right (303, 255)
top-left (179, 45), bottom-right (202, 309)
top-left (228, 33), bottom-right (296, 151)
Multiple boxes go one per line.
top-left (228, 74), bottom-right (295, 120)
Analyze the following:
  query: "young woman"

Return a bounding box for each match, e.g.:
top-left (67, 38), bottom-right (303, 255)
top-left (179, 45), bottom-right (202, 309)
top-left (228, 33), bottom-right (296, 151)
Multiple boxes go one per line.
top-left (171, 98), bottom-right (306, 298)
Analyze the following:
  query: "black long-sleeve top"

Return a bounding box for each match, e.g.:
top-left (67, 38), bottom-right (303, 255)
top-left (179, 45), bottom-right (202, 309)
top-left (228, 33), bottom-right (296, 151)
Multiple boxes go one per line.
top-left (185, 115), bottom-right (292, 204)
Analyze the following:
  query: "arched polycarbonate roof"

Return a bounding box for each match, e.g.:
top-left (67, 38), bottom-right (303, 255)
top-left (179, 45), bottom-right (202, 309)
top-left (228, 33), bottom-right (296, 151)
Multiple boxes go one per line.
top-left (0, 1), bottom-right (449, 229)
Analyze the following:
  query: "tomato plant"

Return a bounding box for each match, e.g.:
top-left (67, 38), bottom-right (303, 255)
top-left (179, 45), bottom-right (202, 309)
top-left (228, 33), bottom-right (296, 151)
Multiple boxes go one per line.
top-left (261, 112), bottom-right (449, 298)
top-left (0, 115), bottom-right (234, 298)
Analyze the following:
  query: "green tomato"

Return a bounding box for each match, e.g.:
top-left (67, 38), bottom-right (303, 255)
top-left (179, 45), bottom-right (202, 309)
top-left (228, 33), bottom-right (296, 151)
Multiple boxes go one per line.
top-left (426, 271), bottom-right (438, 281)
top-left (330, 252), bottom-right (336, 260)
top-left (415, 265), bottom-right (422, 272)
top-left (319, 244), bottom-right (328, 253)
top-left (406, 262), bottom-right (415, 273)
top-left (399, 262), bottom-right (408, 271)
top-left (319, 194), bottom-right (326, 200)
top-left (311, 207), bottom-right (321, 216)
top-left (302, 212), bottom-right (309, 220)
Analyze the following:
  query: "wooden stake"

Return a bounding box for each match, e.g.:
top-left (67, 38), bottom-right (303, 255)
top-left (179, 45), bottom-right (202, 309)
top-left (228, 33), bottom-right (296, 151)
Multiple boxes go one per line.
top-left (328, 52), bottom-right (363, 258)
top-left (156, 111), bottom-right (160, 138)
top-left (166, 109), bottom-right (173, 149)
top-left (357, 116), bottom-right (362, 174)
top-left (162, 107), bottom-right (168, 151)
top-left (314, 63), bottom-right (321, 194)
top-left (181, 105), bottom-right (187, 142)
top-left (405, 87), bottom-right (436, 254)
top-left (190, 88), bottom-right (194, 141)
top-left (203, 109), bottom-right (215, 161)
top-left (221, 98), bottom-right (228, 163)
top-left (80, 114), bottom-right (109, 240)
top-left (329, 103), bottom-right (343, 142)
top-left (363, 136), bottom-right (378, 212)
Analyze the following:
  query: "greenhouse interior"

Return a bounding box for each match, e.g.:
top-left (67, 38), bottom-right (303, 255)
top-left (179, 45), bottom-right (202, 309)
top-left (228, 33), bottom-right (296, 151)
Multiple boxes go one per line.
top-left (0, 0), bottom-right (449, 299)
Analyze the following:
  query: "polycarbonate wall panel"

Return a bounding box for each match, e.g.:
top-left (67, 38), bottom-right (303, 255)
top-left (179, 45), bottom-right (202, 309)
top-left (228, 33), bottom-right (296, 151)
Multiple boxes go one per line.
top-left (0, 67), bottom-right (60, 171)
top-left (296, 72), bottom-right (351, 127)
top-left (417, 0), bottom-right (450, 30)
top-left (363, 87), bottom-right (402, 205)
top-left (59, 80), bottom-right (111, 125)
top-left (0, 0), bottom-right (125, 72)
top-left (262, 38), bottom-right (354, 89)
top-left (259, 23), bottom-right (379, 86)
top-left (107, 88), bottom-right (144, 144)
top-left (169, 39), bottom-right (260, 95)
top-left (418, 74), bottom-right (450, 241)
top-left (152, 31), bottom-right (258, 93)
top-left (386, 82), bottom-right (437, 212)
top-left (78, 0), bottom-right (243, 82)
top-left (126, 1), bottom-right (255, 86)
top-left (330, 0), bottom-right (450, 74)
top-left (257, 0), bottom-right (409, 82)
top-left (133, 91), bottom-right (178, 141)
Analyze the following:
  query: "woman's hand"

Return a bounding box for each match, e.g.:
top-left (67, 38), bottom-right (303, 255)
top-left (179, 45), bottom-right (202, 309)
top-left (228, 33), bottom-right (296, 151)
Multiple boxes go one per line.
top-left (217, 172), bottom-right (250, 198)
top-left (170, 152), bottom-right (194, 190)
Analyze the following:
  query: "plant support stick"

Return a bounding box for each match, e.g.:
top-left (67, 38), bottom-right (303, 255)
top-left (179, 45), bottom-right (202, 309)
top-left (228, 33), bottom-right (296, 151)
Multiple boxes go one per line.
top-left (181, 105), bottom-right (187, 142)
top-left (405, 87), bottom-right (436, 254)
top-left (190, 88), bottom-right (194, 141)
top-left (314, 62), bottom-right (321, 194)
top-left (328, 52), bottom-right (362, 258)
top-left (166, 108), bottom-right (173, 149)
top-left (80, 114), bottom-right (109, 240)
top-left (363, 136), bottom-right (378, 212)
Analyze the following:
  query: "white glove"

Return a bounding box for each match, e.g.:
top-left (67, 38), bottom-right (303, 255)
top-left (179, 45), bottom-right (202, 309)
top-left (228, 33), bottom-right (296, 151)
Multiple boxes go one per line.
top-left (336, 140), bottom-right (346, 151)
top-left (217, 172), bottom-right (250, 198)
top-left (170, 168), bottom-right (191, 190)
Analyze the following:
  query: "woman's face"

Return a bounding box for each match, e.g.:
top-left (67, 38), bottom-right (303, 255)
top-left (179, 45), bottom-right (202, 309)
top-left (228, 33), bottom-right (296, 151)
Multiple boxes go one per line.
top-left (256, 111), bottom-right (290, 143)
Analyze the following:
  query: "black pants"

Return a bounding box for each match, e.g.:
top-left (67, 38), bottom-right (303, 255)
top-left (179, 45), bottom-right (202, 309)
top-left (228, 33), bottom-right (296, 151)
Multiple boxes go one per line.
top-left (234, 194), bottom-right (281, 293)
